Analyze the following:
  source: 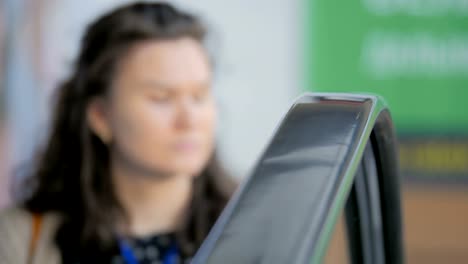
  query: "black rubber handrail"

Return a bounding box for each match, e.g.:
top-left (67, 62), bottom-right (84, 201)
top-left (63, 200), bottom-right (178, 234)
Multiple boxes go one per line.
top-left (191, 93), bottom-right (403, 264)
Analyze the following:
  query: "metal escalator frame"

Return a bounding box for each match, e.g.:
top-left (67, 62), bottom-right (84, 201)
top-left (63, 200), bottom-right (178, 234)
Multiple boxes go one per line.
top-left (306, 94), bottom-right (403, 264)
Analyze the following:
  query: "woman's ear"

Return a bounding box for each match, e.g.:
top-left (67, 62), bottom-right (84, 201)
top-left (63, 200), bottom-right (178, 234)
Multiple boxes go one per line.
top-left (87, 97), bottom-right (112, 144)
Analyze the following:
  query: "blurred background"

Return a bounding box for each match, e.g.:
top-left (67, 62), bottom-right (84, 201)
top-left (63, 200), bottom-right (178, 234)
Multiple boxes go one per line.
top-left (0, 0), bottom-right (467, 263)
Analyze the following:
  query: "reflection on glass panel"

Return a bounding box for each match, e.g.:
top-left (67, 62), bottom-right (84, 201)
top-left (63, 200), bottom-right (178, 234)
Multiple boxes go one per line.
top-left (323, 211), bottom-right (350, 264)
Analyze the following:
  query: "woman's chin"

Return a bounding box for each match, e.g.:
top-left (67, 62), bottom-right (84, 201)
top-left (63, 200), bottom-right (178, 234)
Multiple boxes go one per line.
top-left (165, 160), bottom-right (207, 177)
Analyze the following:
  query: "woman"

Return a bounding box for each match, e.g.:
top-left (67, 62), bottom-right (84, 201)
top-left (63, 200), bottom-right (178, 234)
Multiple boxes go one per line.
top-left (0, 2), bottom-right (235, 263)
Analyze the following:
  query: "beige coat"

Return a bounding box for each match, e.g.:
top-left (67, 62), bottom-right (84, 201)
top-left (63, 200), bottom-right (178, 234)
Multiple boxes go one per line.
top-left (0, 207), bottom-right (61, 264)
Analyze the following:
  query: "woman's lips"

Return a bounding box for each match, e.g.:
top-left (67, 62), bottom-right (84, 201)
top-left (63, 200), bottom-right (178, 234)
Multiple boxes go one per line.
top-left (173, 141), bottom-right (200, 153)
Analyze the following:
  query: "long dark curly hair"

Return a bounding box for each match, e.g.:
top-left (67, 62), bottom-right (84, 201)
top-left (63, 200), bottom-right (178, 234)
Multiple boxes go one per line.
top-left (18, 1), bottom-right (234, 259)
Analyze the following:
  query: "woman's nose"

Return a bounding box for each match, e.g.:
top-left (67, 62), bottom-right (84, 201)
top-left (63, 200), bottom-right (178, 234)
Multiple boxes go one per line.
top-left (174, 97), bottom-right (199, 129)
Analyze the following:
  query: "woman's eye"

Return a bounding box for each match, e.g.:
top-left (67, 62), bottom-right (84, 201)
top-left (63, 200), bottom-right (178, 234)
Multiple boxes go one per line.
top-left (193, 90), bottom-right (210, 102)
top-left (148, 93), bottom-right (171, 103)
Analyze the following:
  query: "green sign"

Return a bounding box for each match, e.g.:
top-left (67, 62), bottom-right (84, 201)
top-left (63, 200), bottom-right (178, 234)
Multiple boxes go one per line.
top-left (305, 0), bottom-right (468, 133)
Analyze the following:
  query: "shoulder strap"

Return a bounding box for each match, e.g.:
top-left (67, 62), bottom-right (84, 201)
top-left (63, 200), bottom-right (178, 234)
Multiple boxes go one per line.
top-left (28, 213), bottom-right (43, 264)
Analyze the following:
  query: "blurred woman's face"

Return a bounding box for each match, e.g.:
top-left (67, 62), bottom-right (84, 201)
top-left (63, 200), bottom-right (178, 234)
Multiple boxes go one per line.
top-left (91, 38), bottom-right (216, 178)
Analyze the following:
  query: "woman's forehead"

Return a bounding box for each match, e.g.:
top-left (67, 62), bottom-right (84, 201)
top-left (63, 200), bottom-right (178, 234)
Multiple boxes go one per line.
top-left (117, 38), bottom-right (211, 85)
